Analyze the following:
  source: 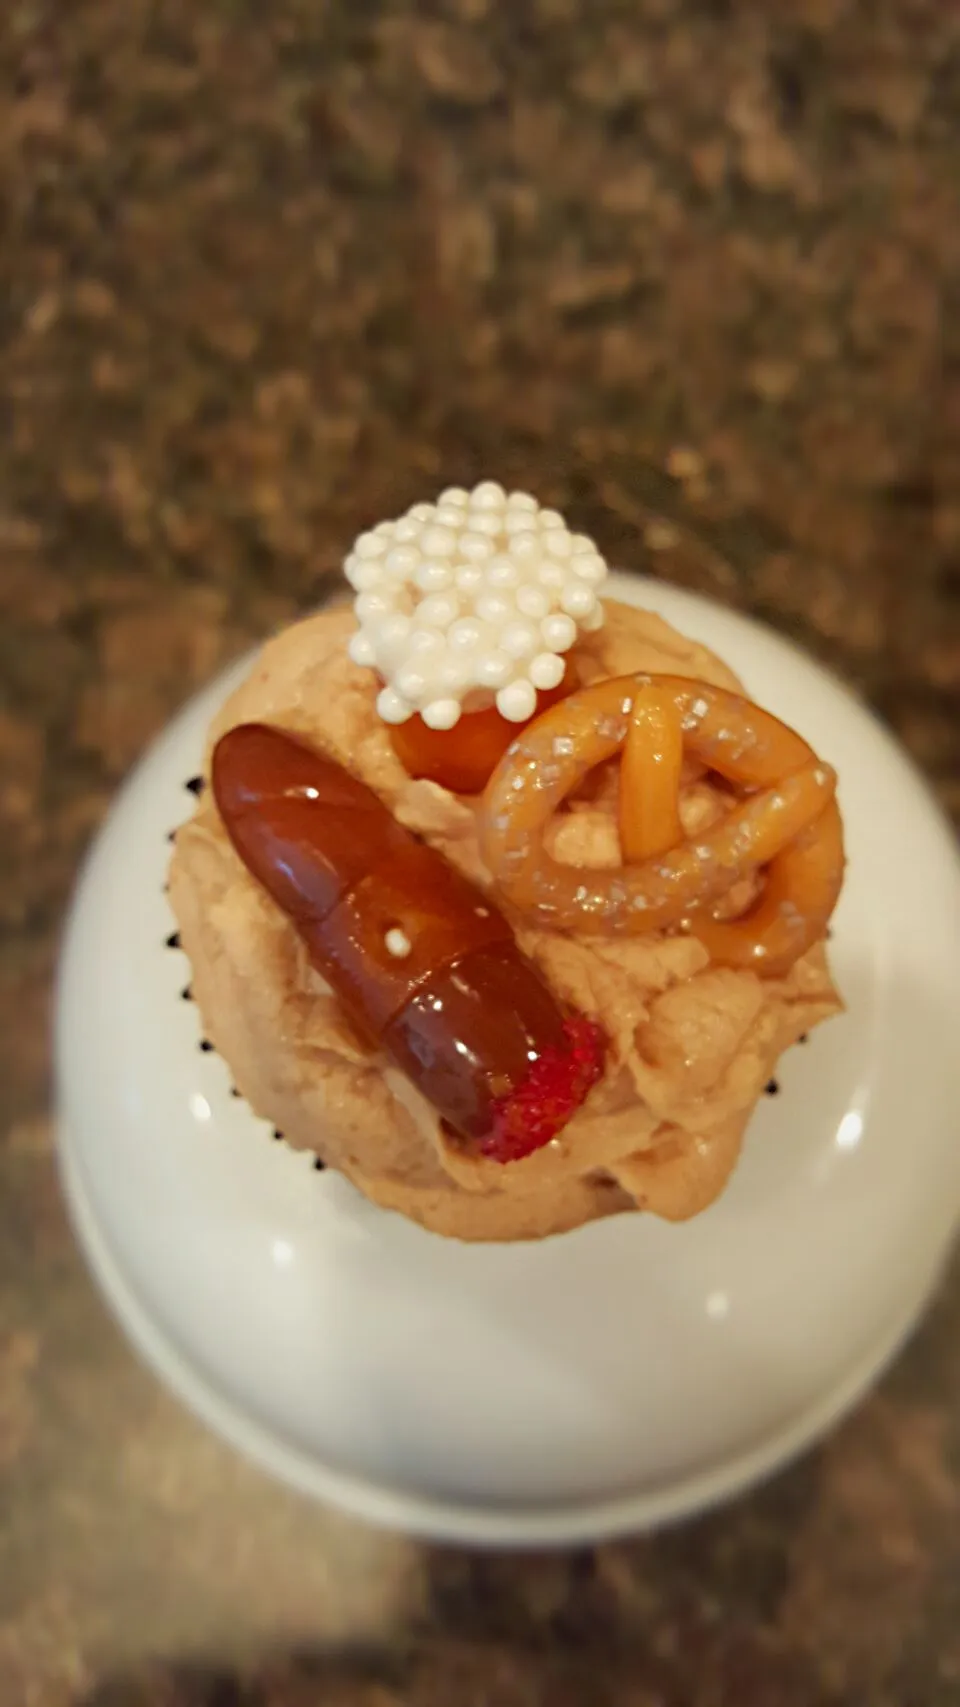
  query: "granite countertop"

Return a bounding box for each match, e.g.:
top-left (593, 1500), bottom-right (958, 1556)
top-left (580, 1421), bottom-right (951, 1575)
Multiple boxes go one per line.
top-left (2, 1), bottom-right (960, 1702)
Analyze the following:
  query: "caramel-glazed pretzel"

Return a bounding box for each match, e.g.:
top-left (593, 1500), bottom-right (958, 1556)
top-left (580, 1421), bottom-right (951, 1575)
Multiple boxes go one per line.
top-left (480, 674), bottom-right (844, 976)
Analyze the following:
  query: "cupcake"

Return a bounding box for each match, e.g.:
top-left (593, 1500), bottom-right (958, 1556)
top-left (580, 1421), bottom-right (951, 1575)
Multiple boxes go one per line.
top-left (169, 483), bottom-right (843, 1241)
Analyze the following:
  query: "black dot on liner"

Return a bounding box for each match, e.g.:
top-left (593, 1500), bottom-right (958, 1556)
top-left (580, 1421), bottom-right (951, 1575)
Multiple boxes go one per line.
top-left (313, 1157), bottom-right (326, 1171)
top-left (798, 1033), bottom-right (809, 1044)
top-left (229, 1086), bottom-right (241, 1098)
top-left (181, 984), bottom-right (193, 1001)
top-left (765, 1078), bottom-right (780, 1095)
top-left (167, 829), bottom-right (177, 843)
top-left (272, 1128), bottom-right (284, 1141)
top-left (185, 775), bottom-right (205, 796)
top-left (199, 1038), bottom-right (214, 1053)
top-left (166, 931), bottom-right (181, 950)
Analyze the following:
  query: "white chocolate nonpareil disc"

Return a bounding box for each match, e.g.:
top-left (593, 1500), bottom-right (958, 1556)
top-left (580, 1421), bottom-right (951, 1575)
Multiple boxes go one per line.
top-left (345, 485), bottom-right (607, 729)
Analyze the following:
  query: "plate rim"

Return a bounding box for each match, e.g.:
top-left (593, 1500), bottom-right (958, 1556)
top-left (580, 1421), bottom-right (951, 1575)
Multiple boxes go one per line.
top-left (57, 1129), bottom-right (945, 1546)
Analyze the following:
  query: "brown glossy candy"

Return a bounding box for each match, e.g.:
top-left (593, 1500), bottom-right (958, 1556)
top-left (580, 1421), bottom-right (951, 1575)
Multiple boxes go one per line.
top-left (212, 723), bottom-right (606, 1159)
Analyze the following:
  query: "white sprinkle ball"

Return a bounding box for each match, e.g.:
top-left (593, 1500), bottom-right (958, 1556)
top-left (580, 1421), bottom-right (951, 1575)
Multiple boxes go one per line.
top-left (515, 583), bottom-right (550, 619)
top-left (377, 686), bottom-right (411, 724)
top-left (355, 590), bottom-right (391, 623)
top-left (573, 553), bottom-right (606, 584)
top-left (396, 664), bottom-right (428, 702)
top-left (421, 697), bottom-right (461, 730)
top-left (468, 511), bottom-right (503, 537)
top-left (561, 582), bottom-right (597, 619)
top-left (408, 627), bottom-right (443, 656)
top-left (448, 616), bottom-right (484, 652)
top-left (417, 592), bottom-right (460, 629)
top-left (355, 530), bottom-right (387, 559)
top-left (501, 620), bottom-right (539, 659)
top-left (509, 531), bottom-right (540, 562)
top-left (542, 612), bottom-right (577, 652)
top-left (384, 927), bottom-right (412, 958)
top-left (530, 651), bottom-right (566, 691)
top-left (420, 525), bottom-right (456, 558)
top-left (537, 562), bottom-right (567, 589)
top-left (505, 508), bottom-right (538, 535)
top-left (477, 650), bottom-right (512, 688)
top-left (345, 557), bottom-right (379, 591)
top-left (476, 591), bottom-right (512, 626)
top-left (486, 556), bottom-right (518, 587)
top-left (385, 544), bottom-right (420, 577)
top-left (440, 655), bottom-right (474, 694)
top-left (345, 484), bottom-right (608, 727)
top-left (347, 631), bottom-right (376, 667)
top-left (374, 613), bottom-right (411, 656)
top-left (497, 679), bottom-right (538, 722)
top-left (414, 559), bottom-right (453, 593)
top-left (471, 480), bottom-right (506, 509)
top-left (460, 530), bottom-right (495, 562)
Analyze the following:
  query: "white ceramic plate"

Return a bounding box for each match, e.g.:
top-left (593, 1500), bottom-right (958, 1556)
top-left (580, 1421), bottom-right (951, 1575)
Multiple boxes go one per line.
top-left (56, 575), bottom-right (960, 1545)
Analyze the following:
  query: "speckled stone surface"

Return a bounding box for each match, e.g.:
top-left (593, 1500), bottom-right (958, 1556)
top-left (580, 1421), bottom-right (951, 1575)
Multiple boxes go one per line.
top-left (2, 1), bottom-right (960, 1702)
